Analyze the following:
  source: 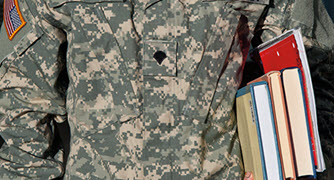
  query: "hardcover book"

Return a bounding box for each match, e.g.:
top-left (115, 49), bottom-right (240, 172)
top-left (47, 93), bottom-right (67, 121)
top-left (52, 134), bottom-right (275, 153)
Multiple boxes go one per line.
top-left (248, 71), bottom-right (296, 179)
top-left (237, 81), bottom-right (283, 180)
top-left (281, 68), bottom-right (316, 178)
top-left (252, 29), bottom-right (325, 172)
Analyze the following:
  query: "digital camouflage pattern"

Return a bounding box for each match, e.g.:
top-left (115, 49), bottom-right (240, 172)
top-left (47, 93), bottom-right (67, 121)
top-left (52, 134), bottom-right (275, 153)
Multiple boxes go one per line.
top-left (41, 0), bottom-right (269, 179)
top-left (0, 0), bottom-right (270, 179)
top-left (0, 0), bottom-right (333, 179)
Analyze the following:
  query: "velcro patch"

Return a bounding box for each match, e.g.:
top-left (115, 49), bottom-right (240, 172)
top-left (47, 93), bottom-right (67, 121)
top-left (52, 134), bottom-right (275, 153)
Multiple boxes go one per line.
top-left (4, 0), bottom-right (26, 40)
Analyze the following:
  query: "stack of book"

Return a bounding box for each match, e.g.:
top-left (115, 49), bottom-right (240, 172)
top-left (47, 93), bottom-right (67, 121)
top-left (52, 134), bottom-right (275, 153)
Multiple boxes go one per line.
top-left (236, 29), bottom-right (325, 180)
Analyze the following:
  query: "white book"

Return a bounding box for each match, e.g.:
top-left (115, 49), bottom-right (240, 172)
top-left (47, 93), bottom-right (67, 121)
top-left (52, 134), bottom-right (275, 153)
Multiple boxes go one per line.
top-left (253, 84), bottom-right (282, 180)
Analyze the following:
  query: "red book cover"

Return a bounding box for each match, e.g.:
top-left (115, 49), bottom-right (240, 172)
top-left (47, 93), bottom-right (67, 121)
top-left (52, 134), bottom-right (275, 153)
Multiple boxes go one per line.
top-left (258, 34), bottom-right (318, 167)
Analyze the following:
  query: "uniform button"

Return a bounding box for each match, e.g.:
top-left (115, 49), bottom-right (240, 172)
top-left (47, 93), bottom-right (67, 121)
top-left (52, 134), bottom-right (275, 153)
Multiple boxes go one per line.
top-left (153, 50), bottom-right (167, 65)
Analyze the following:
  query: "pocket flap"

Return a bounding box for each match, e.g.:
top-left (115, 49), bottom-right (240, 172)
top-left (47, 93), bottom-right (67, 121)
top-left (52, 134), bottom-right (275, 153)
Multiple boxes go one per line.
top-left (202, 0), bottom-right (270, 5)
top-left (48, 0), bottom-right (126, 8)
top-left (14, 26), bottom-right (43, 56)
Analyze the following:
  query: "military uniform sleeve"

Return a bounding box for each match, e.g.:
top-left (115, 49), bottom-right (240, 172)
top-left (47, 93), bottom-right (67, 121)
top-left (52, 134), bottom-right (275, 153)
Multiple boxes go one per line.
top-left (259, 0), bottom-right (334, 49)
top-left (0, 0), bottom-right (69, 179)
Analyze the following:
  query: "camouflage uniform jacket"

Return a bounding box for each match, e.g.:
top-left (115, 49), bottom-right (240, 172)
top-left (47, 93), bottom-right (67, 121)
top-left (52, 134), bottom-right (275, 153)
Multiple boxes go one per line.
top-left (0, 0), bottom-right (275, 179)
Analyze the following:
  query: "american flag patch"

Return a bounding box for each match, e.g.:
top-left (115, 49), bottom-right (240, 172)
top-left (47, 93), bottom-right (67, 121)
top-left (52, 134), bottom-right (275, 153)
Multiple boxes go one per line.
top-left (4, 0), bottom-right (26, 40)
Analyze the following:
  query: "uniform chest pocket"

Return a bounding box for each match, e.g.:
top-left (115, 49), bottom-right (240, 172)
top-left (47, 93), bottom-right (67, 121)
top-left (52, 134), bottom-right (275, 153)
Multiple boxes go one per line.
top-left (50, 0), bottom-right (130, 79)
top-left (48, 0), bottom-right (125, 8)
top-left (50, 0), bottom-right (141, 136)
top-left (202, 0), bottom-right (269, 4)
top-left (143, 40), bottom-right (178, 77)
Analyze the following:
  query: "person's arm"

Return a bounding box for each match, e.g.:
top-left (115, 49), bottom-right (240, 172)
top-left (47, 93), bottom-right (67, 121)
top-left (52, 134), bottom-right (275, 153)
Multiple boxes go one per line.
top-left (0, 0), bottom-right (69, 179)
top-left (258, 0), bottom-right (334, 48)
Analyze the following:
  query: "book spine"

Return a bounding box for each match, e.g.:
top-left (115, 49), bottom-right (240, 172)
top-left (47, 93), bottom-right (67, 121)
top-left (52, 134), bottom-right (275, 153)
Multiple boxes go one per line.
top-left (299, 68), bottom-right (318, 167)
top-left (265, 84), bottom-right (284, 180)
top-left (297, 69), bottom-right (317, 178)
top-left (250, 85), bottom-right (268, 180)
